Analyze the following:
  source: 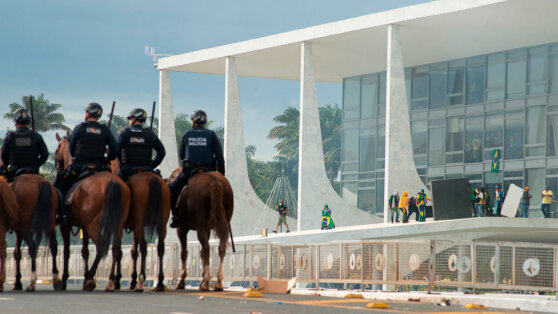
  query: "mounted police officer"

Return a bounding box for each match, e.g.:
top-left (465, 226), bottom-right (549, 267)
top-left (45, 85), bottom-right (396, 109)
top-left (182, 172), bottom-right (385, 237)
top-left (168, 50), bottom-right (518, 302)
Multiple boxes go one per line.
top-left (168, 110), bottom-right (225, 228)
top-left (1, 108), bottom-right (49, 181)
top-left (116, 108), bottom-right (165, 181)
top-left (54, 103), bottom-right (118, 196)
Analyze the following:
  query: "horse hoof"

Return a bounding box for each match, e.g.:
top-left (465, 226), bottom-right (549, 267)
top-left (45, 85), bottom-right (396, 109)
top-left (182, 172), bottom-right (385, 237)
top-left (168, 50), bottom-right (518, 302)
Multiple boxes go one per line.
top-left (114, 282), bottom-right (121, 290)
top-left (53, 278), bottom-right (63, 291)
top-left (214, 282), bottom-right (224, 291)
top-left (175, 282), bottom-right (185, 290)
top-left (199, 282), bottom-right (210, 291)
top-left (25, 286), bottom-right (35, 292)
top-left (129, 284), bottom-right (136, 290)
top-left (105, 280), bottom-right (115, 292)
top-left (13, 283), bottom-right (22, 291)
top-left (85, 280), bottom-right (97, 291)
top-left (156, 283), bottom-right (166, 292)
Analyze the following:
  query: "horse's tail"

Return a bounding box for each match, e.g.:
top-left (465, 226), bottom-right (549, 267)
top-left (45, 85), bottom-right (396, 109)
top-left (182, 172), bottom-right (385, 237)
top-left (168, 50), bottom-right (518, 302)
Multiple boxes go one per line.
top-left (144, 176), bottom-right (164, 242)
top-left (209, 179), bottom-right (228, 242)
top-left (0, 179), bottom-right (18, 226)
top-left (98, 180), bottom-right (122, 257)
top-left (30, 181), bottom-right (53, 248)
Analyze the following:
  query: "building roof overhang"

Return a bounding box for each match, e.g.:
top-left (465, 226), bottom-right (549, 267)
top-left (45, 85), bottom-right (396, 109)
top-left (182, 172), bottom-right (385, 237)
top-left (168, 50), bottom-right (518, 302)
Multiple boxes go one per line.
top-left (158, 0), bottom-right (558, 83)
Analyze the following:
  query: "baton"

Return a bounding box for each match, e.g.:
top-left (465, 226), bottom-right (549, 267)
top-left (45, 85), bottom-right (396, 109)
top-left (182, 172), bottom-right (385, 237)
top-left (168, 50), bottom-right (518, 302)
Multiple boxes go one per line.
top-left (229, 224), bottom-right (236, 253)
top-left (107, 101), bottom-right (116, 129)
top-left (150, 101), bottom-right (156, 130)
top-left (29, 95), bottom-right (35, 131)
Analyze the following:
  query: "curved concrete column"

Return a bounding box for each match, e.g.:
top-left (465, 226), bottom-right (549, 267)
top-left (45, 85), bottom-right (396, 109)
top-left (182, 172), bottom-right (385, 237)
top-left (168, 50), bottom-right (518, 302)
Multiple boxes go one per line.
top-left (384, 24), bottom-right (430, 223)
top-left (224, 57), bottom-right (295, 236)
top-left (297, 42), bottom-right (382, 231)
top-left (158, 70), bottom-right (179, 178)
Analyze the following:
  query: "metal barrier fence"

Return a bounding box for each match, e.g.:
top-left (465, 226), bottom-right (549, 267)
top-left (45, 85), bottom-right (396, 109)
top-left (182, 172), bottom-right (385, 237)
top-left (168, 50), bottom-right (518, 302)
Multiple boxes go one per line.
top-left (4, 240), bottom-right (558, 293)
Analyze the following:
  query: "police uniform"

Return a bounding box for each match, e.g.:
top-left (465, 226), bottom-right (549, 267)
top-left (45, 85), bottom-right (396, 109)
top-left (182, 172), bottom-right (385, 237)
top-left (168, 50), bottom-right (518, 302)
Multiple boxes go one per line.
top-left (1, 126), bottom-right (49, 180)
top-left (168, 110), bottom-right (225, 227)
top-left (54, 104), bottom-right (117, 194)
top-left (117, 124), bottom-right (165, 181)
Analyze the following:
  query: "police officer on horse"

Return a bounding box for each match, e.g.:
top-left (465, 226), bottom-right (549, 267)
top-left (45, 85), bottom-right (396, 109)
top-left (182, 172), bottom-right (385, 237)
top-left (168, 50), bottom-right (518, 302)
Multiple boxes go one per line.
top-left (168, 110), bottom-right (225, 228)
top-left (116, 108), bottom-right (165, 181)
top-left (1, 108), bottom-right (49, 181)
top-left (54, 103), bottom-right (118, 199)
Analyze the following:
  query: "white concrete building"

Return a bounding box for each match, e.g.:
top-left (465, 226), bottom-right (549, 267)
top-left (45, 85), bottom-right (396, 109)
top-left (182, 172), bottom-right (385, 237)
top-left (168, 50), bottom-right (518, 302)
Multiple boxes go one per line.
top-left (157, 0), bottom-right (558, 236)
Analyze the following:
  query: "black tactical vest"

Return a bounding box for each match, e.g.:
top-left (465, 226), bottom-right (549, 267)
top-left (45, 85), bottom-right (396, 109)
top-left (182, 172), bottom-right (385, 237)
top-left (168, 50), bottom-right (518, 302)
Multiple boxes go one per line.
top-left (8, 130), bottom-right (38, 168)
top-left (184, 128), bottom-right (214, 164)
top-left (74, 122), bottom-right (107, 161)
top-left (120, 127), bottom-right (152, 166)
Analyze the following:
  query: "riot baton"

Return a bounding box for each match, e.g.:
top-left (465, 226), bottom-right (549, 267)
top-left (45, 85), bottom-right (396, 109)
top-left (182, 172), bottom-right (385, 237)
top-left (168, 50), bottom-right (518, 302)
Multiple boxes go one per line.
top-left (107, 101), bottom-right (116, 129)
top-left (150, 101), bottom-right (156, 130)
top-left (29, 95), bottom-right (35, 131)
top-left (229, 224), bottom-right (236, 253)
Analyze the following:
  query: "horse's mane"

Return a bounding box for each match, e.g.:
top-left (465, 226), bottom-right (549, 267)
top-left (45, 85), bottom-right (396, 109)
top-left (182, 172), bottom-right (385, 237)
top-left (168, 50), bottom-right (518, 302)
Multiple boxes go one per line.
top-left (0, 177), bottom-right (19, 225)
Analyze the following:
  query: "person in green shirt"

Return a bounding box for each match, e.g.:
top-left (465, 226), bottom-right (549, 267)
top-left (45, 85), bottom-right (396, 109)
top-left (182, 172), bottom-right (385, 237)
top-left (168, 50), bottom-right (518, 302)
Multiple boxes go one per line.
top-left (321, 204), bottom-right (335, 230)
top-left (415, 189), bottom-right (430, 222)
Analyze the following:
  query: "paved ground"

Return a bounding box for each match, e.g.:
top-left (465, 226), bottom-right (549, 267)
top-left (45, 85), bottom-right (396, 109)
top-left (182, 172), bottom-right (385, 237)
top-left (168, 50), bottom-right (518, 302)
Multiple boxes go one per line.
top-left (0, 283), bottom-right (527, 313)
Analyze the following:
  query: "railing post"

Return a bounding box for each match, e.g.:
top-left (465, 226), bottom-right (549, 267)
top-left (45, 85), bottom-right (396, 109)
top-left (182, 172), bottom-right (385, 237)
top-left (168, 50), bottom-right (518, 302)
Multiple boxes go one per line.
top-left (494, 244), bottom-right (500, 289)
top-left (315, 245), bottom-right (320, 290)
top-left (249, 244), bottom-right (254, 284)
top-left (471, 244), bottom-right (476, 293)
top-left (393, 242), bottom-right (398, 290)
top-left (268, 243), bottom-right (272, 280)
top-left (339, 243), bottom-right (343, 283)
top-left (428, 240), bottom-right (435, 293)
top-left (361, 242), bottom-right (365, 291)
top-left (512, 246), bottom-right (516, 287)
top-left (554, 247), bottom-right (557, 299)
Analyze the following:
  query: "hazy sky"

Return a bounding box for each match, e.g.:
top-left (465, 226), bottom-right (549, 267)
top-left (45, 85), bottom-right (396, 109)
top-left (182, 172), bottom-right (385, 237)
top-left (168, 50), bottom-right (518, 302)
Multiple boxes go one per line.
top-left (0, 0), bottom-right (428, 160)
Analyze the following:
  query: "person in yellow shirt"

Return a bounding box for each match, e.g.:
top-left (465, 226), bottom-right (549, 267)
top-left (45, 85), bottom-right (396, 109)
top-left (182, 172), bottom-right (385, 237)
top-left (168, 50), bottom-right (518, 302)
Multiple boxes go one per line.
top-left (541, 185), bottom-right (553, 218)
top-left (399, 192), bottom-right (409, 223)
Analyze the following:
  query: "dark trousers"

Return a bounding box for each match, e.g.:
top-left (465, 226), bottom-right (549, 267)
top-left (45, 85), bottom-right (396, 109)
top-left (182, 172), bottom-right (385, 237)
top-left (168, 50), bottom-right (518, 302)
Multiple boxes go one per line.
top-left (168, 170), bottom-right (191, 213)
top-left (54, 161), bottom-right (104, 195)
top-left (117, 164), bottom-right (153, 182)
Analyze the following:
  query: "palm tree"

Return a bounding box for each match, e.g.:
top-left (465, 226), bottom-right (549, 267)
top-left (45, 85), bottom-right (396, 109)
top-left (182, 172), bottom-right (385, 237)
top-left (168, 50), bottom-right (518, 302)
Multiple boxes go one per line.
top-left (319, 104), bottom-right (342, 187)
top-left (246, 145), bottom-right (275, 201)
top-left (5, 94), bottom-right (70, 133)
top-left (100, 114), bottom-right (128, 137)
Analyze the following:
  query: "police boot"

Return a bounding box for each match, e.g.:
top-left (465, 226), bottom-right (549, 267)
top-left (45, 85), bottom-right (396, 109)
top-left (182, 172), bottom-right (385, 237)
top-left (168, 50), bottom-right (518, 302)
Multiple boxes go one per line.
top-left (55, 188), bottom-right (70, 225)
top-left (169, 190), bottom-right (180, 228)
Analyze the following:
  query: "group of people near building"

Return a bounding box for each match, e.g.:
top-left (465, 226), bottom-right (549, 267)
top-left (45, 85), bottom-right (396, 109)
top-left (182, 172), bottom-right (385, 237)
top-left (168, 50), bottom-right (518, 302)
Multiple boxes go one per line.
top-left (388, 189), bottom-right (431, 223)
top-left (471, 184), bottom-right (554, 218)
top-left (519, 185), bottom-right (554, 218)
top-left (271, 201), bottom-right (335, 233)
top-left (1, 103), bottom-right (225, 228)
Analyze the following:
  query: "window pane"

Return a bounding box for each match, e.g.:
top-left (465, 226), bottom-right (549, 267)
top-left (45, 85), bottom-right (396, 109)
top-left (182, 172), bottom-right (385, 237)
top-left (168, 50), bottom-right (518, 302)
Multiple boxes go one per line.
top-left (428, 126), bottom-right (445, 166)
top-left (343, 78), bottom-right (360, 119)
top-left (361, 76), bottom-right (377, 119)
top-left (447, 116), bottom-right (464, 152)
top-left (358, 189), bottom-right (375, 213)
top-left (375, 179), bottom-right (384, 216)
top-left (467, 59), bottom-right (485, 105)
top-left (448, 60), bottom-right (465, 105)
top-left (507, 59), bottom-right (526, 99)
top-left (465, 116), bottom-right (483, 163)
top-left (411, 120), bottom-right (427, 154)
top-left (551, 54), bottom-right (558, 94)
top-left (430, 64), bottom-right (447, 109)
top-left (526, 168), bottom-right (545, 209)
top-left (526, 106), bottom-right (546, 144)
top-left (487, 53), bottom-right (505, 100)
top-left (341, 182), bottom-right (357, 206)
top-left (528, 53), bottom-right (547, 95)
top-left (548, 115), bottom-right (558, 157)
top-left (359, 135), bottom-right (376, 172)
top-left (412, 66), bottom-right (428, 110)
top-left (342, 129), bottom-right (359, 161)
top-left (485, 113), bottom-right (503, 148)
top-left (377, 124), bottom-right (385, 159)
top-left (379, 72), bottom-right (386, 116)
top-left (505, 111), bottom-right (524, 160)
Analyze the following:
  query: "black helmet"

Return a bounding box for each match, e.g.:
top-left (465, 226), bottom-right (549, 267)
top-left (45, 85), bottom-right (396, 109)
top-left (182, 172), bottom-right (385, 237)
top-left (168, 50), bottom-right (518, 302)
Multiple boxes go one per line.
top-left (191, 110), bottom-right (207, 125)
top-left (13, 108), bottom-right (31, 124)
top-left (127, 108), bottom-right (147, 122)
top-left (85, 102), bottom-right (103, 118)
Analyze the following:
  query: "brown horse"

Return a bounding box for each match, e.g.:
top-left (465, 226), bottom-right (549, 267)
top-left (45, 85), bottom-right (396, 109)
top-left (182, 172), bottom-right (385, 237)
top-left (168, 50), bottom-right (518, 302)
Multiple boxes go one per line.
top-left (111, 160), bottom-right (170, 292)
top-left (10, 174), bottom-right (61, 291)
top-left (172, 170), bottom-right (233, 291)
top-left (0, 176), bottom-right (18, 292)
top-left (55, 133), bottom-right (131, 291)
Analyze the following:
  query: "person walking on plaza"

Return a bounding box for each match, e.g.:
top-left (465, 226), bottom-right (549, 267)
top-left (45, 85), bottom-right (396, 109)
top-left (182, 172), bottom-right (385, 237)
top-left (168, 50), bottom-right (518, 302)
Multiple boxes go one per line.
top-left (415, 189), bottom-right (430, 222)
top-left (495, 185), bottom-right (504, 216)
top-left (399, 191), bottom-right (409, 223)
top-left (519, 186), bottom-right (532, 218)
top-left (388, 190), bottom-right (400, 223)
top-left (272, 200), bottom-right (290, 233)
top-left (540, 185), bottom-right (553, 218)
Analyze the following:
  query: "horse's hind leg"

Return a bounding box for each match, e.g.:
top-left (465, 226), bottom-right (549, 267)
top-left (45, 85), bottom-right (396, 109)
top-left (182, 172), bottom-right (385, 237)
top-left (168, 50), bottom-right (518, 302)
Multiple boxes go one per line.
top-left (81, 230), bottom-right (91, 291)
top-left (106, 236), bottom-right (122, 292)
top-left (215, 238), bottom-right (227, 291)
top-left (13, 233), bottom-right (23, 290)
top-left (175, 227), bottom-right (188, 290)
top-left (49, 230), bottom-right (63, 291)
top-left (137, 238), bottom-right (147, 292)
top-left (60, 224), bottom-right (71, 290)
top-left (155, 227), bottom-right (167, 291)
top-left (129, 238), bottom-right (138, 290)
top-left (25, 236), bottom-right (37, 292)
top-left (0, 225), bottom-right (6, 292)
top-left (198, 229), bottom-right (211, 291)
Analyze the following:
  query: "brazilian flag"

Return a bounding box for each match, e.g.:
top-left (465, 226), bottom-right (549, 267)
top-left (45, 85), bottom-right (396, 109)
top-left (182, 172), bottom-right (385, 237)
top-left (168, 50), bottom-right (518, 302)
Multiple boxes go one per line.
top-left (491, 149), bottom-right (500, 173)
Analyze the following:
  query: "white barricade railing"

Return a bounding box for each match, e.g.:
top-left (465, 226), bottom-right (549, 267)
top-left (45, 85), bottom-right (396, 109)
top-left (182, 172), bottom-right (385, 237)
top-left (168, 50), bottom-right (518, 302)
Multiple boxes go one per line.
top-left (4, 240), bottom-right (557, 293)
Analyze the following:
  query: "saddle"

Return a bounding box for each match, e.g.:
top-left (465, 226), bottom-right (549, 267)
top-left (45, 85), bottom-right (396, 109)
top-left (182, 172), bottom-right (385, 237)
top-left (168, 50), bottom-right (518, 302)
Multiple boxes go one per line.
top-left (174, 167), bottom-right (210, 209)
top-left (64, 164), bottom-right (102, 206)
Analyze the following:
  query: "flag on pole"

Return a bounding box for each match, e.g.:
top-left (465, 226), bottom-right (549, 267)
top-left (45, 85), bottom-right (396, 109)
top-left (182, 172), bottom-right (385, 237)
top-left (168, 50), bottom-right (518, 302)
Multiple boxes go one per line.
top-left (491, 149), bottom-right (500, 173)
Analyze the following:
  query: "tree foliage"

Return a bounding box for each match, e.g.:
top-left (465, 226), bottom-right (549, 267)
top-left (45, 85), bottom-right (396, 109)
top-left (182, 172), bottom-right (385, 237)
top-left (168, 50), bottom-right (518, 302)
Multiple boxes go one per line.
top-left (4, 94), bottom-right (70, 133)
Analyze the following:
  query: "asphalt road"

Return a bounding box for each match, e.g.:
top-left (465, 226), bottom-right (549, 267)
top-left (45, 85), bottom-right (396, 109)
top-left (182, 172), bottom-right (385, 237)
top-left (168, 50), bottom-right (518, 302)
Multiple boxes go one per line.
top-left (0, 283), bottom-right (526, 314)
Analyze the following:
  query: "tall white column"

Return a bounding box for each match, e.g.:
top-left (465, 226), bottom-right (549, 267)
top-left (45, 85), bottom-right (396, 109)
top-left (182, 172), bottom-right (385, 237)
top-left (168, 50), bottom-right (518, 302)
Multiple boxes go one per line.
top-left (225, 57), bottom-right (295, 235)
top-left (384, 24), bottom-right (429, 223)
top-left (158, 70), bottom-right (179, 178)
top-left (298, 42), bottom-right (381, 231)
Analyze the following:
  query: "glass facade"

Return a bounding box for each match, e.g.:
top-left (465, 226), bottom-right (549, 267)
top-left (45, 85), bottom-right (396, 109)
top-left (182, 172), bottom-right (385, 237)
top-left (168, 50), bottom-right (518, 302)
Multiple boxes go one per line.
top-left (341, 43), bottom-right (558, 217)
